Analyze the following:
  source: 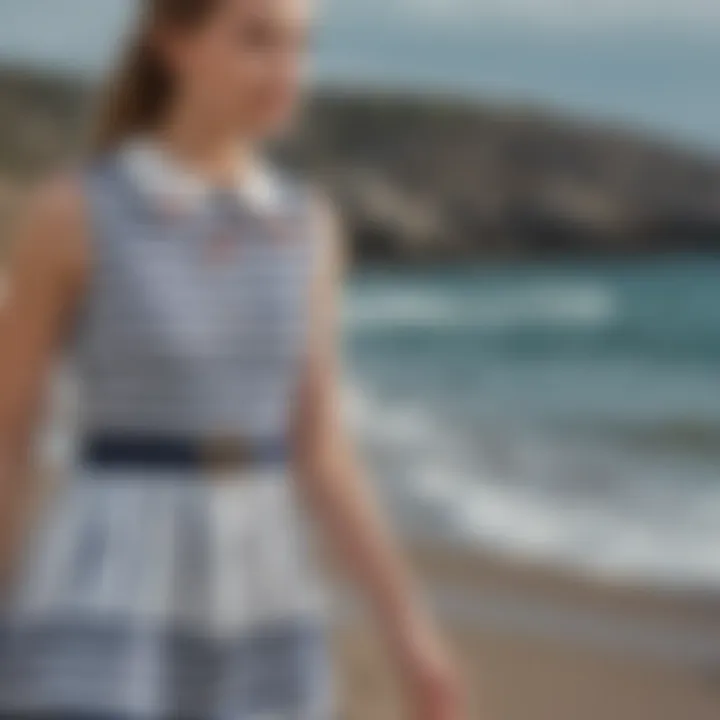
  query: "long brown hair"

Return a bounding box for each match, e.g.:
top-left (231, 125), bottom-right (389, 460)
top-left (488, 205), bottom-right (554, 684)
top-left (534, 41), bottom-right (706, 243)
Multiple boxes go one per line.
top-left (92, 0), bottom-right (220, 154)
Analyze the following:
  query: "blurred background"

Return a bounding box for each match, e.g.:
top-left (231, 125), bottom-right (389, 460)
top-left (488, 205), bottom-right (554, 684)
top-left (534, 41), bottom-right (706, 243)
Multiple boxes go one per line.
top-left (1, 1), bottom-right (720, 719)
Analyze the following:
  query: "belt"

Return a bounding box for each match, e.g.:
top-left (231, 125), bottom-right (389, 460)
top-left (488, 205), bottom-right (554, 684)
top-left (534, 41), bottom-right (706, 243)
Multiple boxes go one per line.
top-left (82, 434), bottom-right (289, 472)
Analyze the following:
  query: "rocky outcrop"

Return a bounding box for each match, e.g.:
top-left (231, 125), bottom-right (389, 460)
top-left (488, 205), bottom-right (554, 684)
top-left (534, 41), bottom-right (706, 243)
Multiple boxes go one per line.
top-left (2, 64), bottom-right (720, 261)
top-left (292, 94), bottom-right (720, 261)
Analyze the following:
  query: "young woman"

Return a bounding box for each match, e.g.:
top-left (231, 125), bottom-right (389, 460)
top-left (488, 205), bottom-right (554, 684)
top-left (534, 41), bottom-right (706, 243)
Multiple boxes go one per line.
top-left (0, 1), bottom-right (462, 718)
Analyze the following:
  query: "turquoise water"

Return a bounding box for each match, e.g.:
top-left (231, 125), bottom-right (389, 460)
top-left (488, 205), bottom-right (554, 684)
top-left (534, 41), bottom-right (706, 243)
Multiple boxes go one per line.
top-left (347, 257), bottom-right (720, 586)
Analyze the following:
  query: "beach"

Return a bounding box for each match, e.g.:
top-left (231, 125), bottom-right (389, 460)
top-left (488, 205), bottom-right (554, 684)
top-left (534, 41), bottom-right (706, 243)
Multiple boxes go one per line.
top-left (334, 544), bottom-right (720, 719)
top-left (2, 44), bottom-right (720, 720)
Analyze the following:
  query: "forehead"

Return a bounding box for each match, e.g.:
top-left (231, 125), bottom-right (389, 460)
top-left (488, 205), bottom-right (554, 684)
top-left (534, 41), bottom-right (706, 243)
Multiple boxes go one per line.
top-left (214, 0), bottom-right (313, 25)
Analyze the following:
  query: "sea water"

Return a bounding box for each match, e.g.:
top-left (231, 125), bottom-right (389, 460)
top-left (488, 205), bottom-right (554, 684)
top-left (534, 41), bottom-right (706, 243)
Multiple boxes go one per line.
top-left (347, 256), bottom-right (720, 588)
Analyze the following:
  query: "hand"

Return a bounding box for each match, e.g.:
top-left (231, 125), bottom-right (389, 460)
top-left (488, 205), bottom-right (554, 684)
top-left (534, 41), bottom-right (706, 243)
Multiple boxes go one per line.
top-left (392, 614), bottom-right (466, 720)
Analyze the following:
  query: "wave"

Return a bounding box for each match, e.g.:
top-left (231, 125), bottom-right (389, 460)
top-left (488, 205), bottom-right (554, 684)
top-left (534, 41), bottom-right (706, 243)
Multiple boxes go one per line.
top-left (346, 283), bottom-right (618, 332)
top-left (349, 381), bottom-right (720, 591)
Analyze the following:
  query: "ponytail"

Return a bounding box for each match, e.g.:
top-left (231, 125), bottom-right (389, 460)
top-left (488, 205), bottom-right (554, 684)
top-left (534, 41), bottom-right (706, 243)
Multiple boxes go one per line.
top-left (91, 0), bottom-right (219, 155)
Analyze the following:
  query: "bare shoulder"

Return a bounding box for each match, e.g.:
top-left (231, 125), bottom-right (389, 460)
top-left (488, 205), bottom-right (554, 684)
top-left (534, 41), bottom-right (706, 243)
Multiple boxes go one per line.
top-left (308, 184), bottom-right (341, 232)
top-left (305, 184), bottom-right (345, 268)
top-left (12, 171), bottom-right (90, 286)
top-left (271, 167), bottom-right (345, 272)
top-left (23, 172), bottom-right (87, 239)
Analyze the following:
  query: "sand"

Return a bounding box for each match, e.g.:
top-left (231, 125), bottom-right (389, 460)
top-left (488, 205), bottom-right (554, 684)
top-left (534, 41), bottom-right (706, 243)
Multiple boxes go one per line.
top-left (333, 544), bottom-right (720, 719)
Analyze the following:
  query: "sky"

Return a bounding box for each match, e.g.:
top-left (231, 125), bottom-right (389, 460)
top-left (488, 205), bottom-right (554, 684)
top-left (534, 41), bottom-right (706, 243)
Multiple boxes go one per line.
top-left (339, 0), bottom-right (720, 31)
top-left (0, 0), bottom-right (718, 149)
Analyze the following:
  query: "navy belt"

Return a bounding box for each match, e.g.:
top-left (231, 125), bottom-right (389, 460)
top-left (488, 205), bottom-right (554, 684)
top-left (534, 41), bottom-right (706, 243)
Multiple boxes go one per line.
top-left (82, 434), bottom-right (289, 472)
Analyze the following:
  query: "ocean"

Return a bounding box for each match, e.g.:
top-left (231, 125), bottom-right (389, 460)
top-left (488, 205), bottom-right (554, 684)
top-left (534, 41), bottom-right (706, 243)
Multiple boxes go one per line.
top-left (348, 257), bottom-right (720, 588)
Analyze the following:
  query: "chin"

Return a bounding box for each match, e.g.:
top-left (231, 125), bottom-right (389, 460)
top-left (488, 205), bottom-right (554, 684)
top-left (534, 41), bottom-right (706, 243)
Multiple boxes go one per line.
top-left (241, 111), bottom-right (295, 139)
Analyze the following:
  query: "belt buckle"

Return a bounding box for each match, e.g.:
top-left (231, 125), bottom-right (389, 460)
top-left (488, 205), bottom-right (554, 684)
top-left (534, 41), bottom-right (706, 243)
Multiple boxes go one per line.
top-left (201, 436), bottom-right (249, 475)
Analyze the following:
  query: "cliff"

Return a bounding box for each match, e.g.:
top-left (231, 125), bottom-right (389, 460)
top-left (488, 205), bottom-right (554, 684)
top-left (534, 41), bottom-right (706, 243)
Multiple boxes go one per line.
top-left (2, 64), bottom-right (720, 262)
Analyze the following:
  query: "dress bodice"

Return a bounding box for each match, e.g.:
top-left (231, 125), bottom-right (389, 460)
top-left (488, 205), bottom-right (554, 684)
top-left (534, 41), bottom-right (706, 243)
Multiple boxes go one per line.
top-left (75, 145), bottom-right (319, 440)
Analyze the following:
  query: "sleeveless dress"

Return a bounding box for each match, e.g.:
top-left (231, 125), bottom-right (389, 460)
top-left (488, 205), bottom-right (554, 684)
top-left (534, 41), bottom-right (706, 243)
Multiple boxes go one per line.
top-left (0, 142), bottom-right (332, 720)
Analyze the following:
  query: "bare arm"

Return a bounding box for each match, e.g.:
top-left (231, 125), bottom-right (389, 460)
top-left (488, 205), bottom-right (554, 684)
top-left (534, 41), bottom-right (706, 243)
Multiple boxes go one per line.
top-left (293, 202), bottom-right (463, 719)
top-left (0, 178), bottom-right (88, 579)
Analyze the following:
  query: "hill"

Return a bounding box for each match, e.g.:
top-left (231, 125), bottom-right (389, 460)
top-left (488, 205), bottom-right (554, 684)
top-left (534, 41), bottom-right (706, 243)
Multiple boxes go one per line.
top-left (2, 64), bottom-right (720, 261)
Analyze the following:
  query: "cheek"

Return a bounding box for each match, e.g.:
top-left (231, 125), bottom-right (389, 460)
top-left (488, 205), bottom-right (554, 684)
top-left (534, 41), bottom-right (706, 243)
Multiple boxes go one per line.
top-left (183, 39), bottom-right (303, 131)
top-left (237, 55), bottom-right (303, 119)
top-left (180, 42), bottom-right (238, 105)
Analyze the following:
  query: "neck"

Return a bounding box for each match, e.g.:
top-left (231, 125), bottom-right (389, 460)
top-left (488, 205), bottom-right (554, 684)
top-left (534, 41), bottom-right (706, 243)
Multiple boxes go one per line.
top-left (155, 103), bottom-right (253, 188)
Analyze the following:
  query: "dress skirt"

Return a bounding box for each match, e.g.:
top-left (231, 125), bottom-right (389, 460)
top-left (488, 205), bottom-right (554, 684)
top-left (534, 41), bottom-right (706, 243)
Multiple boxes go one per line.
top-left (0, 467), bottom-right (332, 720)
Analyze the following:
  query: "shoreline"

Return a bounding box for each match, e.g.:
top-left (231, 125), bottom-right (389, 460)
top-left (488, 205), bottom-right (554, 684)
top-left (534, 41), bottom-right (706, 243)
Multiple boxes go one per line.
top-left (335, 541), bottom-right (720, 719)
top-left (408, 532), bottom-right (720, 601)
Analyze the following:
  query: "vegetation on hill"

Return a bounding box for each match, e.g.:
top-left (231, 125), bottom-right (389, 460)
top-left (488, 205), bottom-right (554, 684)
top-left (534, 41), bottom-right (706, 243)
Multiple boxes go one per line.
top-left (2, 64), bottom-right (720, 261)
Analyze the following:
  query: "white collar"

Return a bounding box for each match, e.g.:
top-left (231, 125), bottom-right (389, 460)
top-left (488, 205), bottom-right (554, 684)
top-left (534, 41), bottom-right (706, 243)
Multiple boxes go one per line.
top-left (119, 138), bottom-right (283, 214)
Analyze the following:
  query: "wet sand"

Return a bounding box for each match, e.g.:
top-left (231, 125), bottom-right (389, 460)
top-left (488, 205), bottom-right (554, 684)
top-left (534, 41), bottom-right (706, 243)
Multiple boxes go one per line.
top-left (334, 544), bottom-right (720, 719)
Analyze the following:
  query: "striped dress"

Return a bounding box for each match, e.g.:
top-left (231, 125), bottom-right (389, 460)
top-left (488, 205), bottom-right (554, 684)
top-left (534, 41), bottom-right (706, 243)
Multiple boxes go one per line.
top-left (0, 141), bottom-right (332, 719)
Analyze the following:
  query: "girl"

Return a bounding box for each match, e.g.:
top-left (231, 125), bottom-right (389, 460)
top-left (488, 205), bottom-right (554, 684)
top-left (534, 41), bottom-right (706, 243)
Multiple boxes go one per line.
top-left (0, 0), bottom-right (462, 719)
